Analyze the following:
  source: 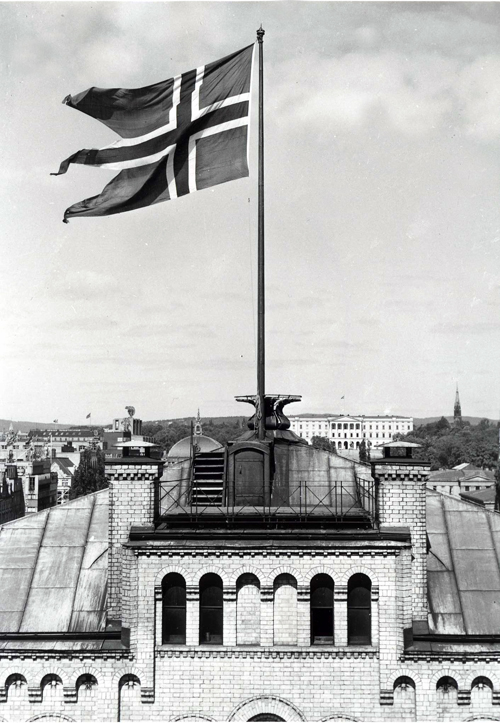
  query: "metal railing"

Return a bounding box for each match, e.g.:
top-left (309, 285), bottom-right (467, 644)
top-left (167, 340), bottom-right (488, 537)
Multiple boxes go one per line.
top-left (155, 471), bottom-right (377, 527)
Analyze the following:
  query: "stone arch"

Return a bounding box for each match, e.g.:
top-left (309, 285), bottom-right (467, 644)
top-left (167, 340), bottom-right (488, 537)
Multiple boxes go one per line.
top-left (170, 716), bottom-right (216, 722)
top-left (383, 669), bottom-right (422, 690)
top-left (463, 718), bottom-right (500, 722)
top-left (40, 674), bottom-right (64, 704)
top-left (69, 666), bottom-right (101, 688)
top-left (430, 669), bottom-right (465, 689)
top-left (2, 667), bottom-right (32, 688)
top-left (320, 716), bottom-right (359, 722)
top-left (339, 566), bottom-right (379, 586)
top-left (229, 566), bottom-right (264, 587)
top-left (471, 676), bottom-right (494, 690)
top-left (154, 564), bottom-right (192, 587)
top-left (27, 716), bottom-right (76, 722)
top-left (38, 667), bottom-right (68, 686)
top-left (228, 695), bottom-right (305, 721)
top-left (436, 675), bottom-right (459, 690)
top-left (75, 673), bottom-right (98, 695)
top-left (193, 567), bottom-right (230, 586)
top-left (111, 667), bottom-right (144, 687)
top-left (465, 671), bottom-right (500, 690)
top-left (4, 673), bottom-right (28, 702)
top-left (266, 566), bottom-right (305, 586)
top-left (304, 566), bottom-right (338, 586)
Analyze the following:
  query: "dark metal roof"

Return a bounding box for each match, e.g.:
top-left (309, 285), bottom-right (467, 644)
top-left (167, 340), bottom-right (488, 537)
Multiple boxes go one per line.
top-left (0, 490), bottom-right (108, 640)
top-left (427, 491), bottom-right (500, 636)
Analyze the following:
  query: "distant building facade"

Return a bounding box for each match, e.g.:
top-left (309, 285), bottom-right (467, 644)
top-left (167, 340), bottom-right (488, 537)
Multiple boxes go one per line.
top-left (0, 465), bottom-right (25, 524)
top-left (427, 462), bottom-right (495, 497)
top-left (289, 414), bottom-right (414, 448)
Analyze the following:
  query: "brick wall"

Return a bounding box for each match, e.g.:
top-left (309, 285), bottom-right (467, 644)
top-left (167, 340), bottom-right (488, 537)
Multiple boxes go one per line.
top-left (374, 461), bottom-right (430, 621)
top-left (105, 459), bottom-right (162, 620)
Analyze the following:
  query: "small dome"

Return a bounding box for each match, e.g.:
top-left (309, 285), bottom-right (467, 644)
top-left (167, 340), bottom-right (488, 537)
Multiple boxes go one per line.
top-left (167, 434), bottom-right (222, 459)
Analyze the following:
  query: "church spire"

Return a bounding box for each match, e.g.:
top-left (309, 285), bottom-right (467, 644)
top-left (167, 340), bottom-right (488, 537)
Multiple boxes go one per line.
top-left (454, 384), bottom-right (462, 424)
top-left (194, 409), bottom-right (203, 437)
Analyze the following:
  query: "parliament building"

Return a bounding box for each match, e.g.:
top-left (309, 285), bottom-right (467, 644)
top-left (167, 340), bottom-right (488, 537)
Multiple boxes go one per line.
top-left (0, 398), bottom-right (500, 722)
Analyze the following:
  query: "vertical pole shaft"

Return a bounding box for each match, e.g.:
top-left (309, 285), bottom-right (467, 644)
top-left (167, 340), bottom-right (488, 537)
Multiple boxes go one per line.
top-left (257, 25), bottom-right (265, 441)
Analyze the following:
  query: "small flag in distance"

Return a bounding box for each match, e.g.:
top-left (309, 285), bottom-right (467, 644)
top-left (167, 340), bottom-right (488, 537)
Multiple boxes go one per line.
top-left (86, 413), bottom-right (91, 419)
top-left (53, 419), bottom-right (58, 423)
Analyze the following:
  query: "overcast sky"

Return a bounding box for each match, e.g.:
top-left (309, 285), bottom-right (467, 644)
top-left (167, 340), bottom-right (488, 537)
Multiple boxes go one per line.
top-left (1, 1), bottom-right (500, 425)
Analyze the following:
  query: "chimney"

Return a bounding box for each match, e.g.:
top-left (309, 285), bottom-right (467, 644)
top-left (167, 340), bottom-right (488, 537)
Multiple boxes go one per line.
top-left (372, 442), bottom-right (430, 623)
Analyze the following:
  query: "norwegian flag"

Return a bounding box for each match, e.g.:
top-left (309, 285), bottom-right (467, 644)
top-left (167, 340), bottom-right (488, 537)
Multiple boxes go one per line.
top-left (53, 45), bottom-right (254, 222)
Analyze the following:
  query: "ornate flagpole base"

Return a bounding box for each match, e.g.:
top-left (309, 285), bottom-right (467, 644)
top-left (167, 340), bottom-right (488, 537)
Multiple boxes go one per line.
top-left (235, 394), bottom-right (302, 432)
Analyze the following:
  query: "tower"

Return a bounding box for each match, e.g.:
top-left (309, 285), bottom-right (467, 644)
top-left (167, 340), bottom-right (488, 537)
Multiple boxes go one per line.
top-left (454, 384), bottom-right (462, 424)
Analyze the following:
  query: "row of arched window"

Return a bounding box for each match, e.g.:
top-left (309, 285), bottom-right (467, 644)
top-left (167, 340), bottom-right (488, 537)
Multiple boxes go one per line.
top-left (162, 572), bottom-right (372, 646)
top-left (391, 676), bottom-right (497, 705)
top-left (2, 674), bottom-right (98, 701)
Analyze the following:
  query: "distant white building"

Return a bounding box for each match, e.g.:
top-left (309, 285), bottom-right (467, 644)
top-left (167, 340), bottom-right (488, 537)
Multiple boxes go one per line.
top-left (289, 414), bottom-right (414, 449)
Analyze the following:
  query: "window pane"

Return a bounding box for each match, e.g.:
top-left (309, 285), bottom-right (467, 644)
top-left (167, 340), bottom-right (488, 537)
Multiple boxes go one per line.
top-left (163, 585), bottom-right (185, 607)
top-left (348, 609), bottom-right (371, 645)
top-left (311, 585), bottom-right (333, 608)
top-left (312, 608), bottom-right (333, 644)
top-left (200, 609), bottom-right (223, 644)
top-left (162, 608), bottom-right (186, 644)
top-left (348, 585), bottom-right (370, 608)
top-left (200, 584), bottom-right (223, 607)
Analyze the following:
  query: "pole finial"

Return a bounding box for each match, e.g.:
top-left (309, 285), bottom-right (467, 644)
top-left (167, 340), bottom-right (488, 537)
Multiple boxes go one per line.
top-left (257, 25), bottom-right (265, 43)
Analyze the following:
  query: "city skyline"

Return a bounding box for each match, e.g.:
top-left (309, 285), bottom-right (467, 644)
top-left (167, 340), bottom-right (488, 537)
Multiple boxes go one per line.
top-left (1, 2), bottom-right (500, 424)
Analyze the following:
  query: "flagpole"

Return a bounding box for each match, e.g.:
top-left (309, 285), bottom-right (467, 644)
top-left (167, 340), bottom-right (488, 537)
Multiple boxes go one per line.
top-left (257, 25), bottom-right (265, 441)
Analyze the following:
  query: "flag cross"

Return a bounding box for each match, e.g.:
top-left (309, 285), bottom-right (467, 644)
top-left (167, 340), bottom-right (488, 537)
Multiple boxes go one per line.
top-left (85, 68), bottom-right (249, 201)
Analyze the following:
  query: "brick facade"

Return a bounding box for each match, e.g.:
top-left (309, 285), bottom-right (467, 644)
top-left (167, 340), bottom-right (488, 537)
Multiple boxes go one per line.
top-left (2, 455), bottom-right (500, 721)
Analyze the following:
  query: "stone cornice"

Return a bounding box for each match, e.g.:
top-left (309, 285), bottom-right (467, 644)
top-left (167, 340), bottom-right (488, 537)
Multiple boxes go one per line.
top-left (131, 546), bottom-right (405, 558)
top-left (0, 650), bottom-right (133, 661)
top-left (156, 646), bottom-right (378, 660)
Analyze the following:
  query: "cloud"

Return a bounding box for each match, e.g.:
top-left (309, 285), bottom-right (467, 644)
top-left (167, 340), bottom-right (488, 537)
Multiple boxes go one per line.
top-left (52, 270), bottom-right (121, 302)
top-left (456, 54), bottom-right (500, 141)
top-left (432, 322), bottom-right (500, 335)
top-left (55, 317), bottom-right (118, 332)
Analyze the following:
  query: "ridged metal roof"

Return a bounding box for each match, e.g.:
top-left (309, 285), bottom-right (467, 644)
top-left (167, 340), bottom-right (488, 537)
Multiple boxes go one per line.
top-left (427, 490), bottom-right (500, 635)
top-left (0, 490), bottom-right (108, 637)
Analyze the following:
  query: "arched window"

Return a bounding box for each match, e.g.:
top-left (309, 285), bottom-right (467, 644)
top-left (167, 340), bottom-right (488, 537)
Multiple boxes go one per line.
top-left (394, 676), bottom-right (416, 712)
top-left (199, 573), bottom-right (223, 644)
top-left (273, 573), bottom-right (297, 645)
top-left (347, 573), bottom-right (371, 645)
top-left (236, 573), bottom-right (260, 645)
top-left (40, 674), bottom-right (63, 703)
top-left (310, 574), bottom-right (334, 644)
top-left (5, 674), bottom-right (27, 700)
top-left (162, 573), bottom-right (186, 644)
top-left (436, 676), bottom-right (458, 708)
top-left (119, 674), bottom-right (141, 721)
top-left (76, 674), bottom-right (97, 701)
top-left (471, 676), bottom-right (493, 707)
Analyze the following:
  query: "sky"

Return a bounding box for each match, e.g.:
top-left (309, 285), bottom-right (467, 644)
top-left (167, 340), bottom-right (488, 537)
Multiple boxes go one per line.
top-left (1, 1), bottom-right (500, 426)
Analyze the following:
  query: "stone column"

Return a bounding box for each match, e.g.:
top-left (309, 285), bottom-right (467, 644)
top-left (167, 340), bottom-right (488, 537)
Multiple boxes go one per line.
top-left (154, 585), bottom-right (162, 645)
top-left (223, 585), bottom-right (237, 646)
top-left (334, 585), bottom-right (348, 647)
top-left (371, 585), bottom-right (379, 647)
top-left (297, 585), bottom-right (310, 646)
top-left (186, 585), bottom-right (199, 646)
top-left (260, 586), bottom-right (274, 646)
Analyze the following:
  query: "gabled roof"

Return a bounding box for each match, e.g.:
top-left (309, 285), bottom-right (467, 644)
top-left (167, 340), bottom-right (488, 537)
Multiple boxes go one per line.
top-left (0, 490), bottom-right (108, 644)
top-left (460, 487), bottom-right (496, 506)
top-left (52, 458), bottom-right (75, 477)
top-left (427, 490), bottom-right (500, 636)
